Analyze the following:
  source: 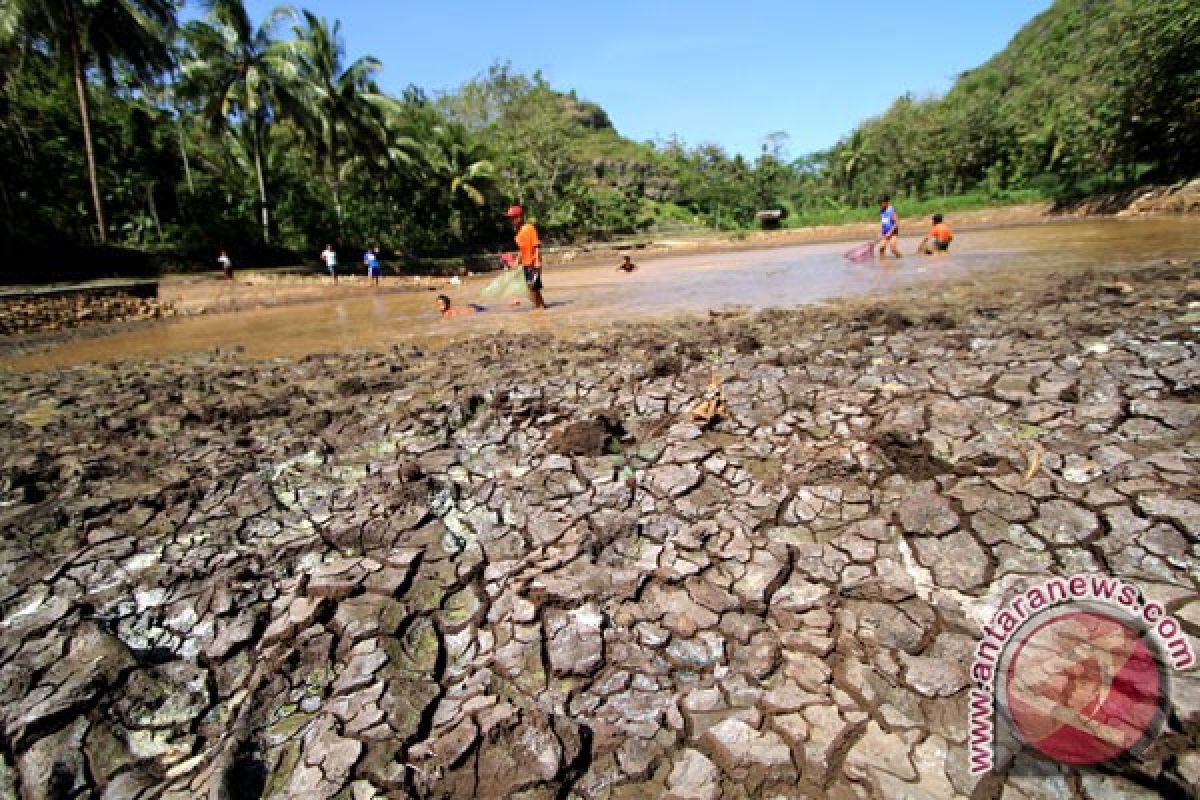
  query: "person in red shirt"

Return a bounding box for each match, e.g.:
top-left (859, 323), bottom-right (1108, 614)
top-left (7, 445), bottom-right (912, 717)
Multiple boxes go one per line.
top-left (918, 214), bottom-right (954, 255)
top-left (505, 204), bottom-right (545, 310)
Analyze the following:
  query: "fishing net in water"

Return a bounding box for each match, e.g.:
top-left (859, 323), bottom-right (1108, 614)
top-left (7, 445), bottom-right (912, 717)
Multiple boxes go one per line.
top-left (480, 267), bottom-right (529, 299)
top-left (843, 241), bottom-right (875, 262)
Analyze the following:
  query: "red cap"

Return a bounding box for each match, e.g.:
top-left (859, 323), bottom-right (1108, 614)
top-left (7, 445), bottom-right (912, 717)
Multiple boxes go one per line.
top-left (504, 205), bottom-right (524, 218)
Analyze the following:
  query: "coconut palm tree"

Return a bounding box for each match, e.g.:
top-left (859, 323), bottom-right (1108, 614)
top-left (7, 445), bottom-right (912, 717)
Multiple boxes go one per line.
top-left (833, 129), bottom-right (872, 201)
top-left (430, 122), bottom-right (495, 208)
top-left (423, 121), bottom-right (495, 242)
top-left (182, 0), bottom-right (294, 243)
top-left (202, 116), bottom-right (270, 205)
top-left (0, 0), bottom-right (177, 243)
top-left (273, 11), bottom-right (387, 226)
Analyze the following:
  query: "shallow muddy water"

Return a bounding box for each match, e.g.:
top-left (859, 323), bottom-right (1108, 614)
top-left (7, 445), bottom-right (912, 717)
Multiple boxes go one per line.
top-left (5, 218), bottom-right (1198, 371)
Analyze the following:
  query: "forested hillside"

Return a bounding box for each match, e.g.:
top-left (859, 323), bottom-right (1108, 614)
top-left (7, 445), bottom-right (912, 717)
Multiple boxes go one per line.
top-left (0, 0), bottom-right (1195, 274)
top-left (811, 0), bottom-right (1199, 208)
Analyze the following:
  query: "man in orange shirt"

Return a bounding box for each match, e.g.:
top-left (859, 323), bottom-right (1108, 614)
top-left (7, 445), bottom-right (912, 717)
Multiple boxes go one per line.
top-left (505, 204), bottom-right (545, 310)
top-left (918, 214), bottom-right (954, 255)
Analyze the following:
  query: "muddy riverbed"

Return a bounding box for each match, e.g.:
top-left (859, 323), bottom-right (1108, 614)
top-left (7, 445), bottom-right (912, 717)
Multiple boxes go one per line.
top-left (4, 217), bottom-right (1199, 371)
top-left (1, 225), bottom-right (1198, 798)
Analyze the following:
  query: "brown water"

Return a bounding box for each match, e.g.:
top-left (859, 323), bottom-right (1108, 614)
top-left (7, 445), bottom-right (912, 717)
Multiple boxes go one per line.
top-left (5, 218), bottom-right (1198, 371)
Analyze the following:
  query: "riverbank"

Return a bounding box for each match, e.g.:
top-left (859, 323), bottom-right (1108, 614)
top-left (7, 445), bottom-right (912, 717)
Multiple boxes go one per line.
top-left (156, 272), bottom-right (442, 315)
top-left (6, 216), bottom-right (1200, 369)
top-left (0, 276), bottom-right (434, 358)
top-left (0, 284), bottom-right (174, 337)
top-left (547, 176), bottom-right (1200, 267)
top-left (550, 202), bottom-right (1058, 267)
top-left (0, 202), bottom-right (1080, 354)
top-left (1, 189), bottom-right (1196, 357)
top-left (1, 256), bottom-right (1197, 799)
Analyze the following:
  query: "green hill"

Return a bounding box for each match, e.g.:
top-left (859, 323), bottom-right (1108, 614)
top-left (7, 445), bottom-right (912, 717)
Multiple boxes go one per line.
top-left (820, 0), bottom-right (1199, 204)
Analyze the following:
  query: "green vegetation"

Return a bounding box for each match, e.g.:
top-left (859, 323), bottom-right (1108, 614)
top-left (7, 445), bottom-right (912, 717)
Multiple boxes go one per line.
top-left (810, 0), bottom-right (1199, 210)
top-left (0, 0), bottom-right (1195, 279)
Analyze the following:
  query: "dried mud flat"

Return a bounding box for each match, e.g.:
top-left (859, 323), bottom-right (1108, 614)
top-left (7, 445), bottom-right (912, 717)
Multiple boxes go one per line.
top-left (1, 260), bottom-right (1198, 800)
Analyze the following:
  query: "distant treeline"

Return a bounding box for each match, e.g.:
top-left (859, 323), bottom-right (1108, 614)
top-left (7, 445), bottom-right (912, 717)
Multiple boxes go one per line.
top-left (0, 0), bottom-right (1195, 277)
top-left (807, 0), bottom-right (1199, 207)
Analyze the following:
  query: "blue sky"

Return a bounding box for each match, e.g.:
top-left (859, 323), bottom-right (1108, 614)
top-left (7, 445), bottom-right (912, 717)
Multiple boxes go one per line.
top-left (214, 0), bottom-right (1053, 159)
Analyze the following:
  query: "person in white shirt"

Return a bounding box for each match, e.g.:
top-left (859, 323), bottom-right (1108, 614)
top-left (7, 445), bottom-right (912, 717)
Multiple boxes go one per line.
top-left (217, 250), bottom-right (233, 280)
top-left (320, 244), bottom-right (338, 283)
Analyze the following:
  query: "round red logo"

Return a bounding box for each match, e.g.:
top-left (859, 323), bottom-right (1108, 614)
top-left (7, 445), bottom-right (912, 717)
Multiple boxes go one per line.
top-left (997, 605), bottom-right (1168, 765)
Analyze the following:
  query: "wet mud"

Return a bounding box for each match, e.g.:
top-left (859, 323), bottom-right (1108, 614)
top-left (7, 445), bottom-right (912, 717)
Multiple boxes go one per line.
top-left (0, 255), bottom-right (1197, 798)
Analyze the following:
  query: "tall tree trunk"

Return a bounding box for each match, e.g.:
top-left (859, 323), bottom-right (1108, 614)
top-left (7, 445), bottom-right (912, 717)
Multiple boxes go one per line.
top-left (178, 120), bottom-right (194, 195)
top-left (0, 178), bottom-right (14, 239)
top-left (145, 183), bottom-right (162, 241)
top-left (331, 174), bottom-right (343, 227)
top-left (252, 122), bottom-right (271, 243)
top-left (69, 32), bottom-right (107, 244)
top-left (329, 124), bottom-right (343, 228)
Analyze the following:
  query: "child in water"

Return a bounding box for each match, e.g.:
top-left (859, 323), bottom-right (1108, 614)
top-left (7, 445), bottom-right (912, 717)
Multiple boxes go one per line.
top-left (917, 214), bottom-right (953, 255)
top-left (436, 295), bottom-right (484, 319)
top-left (617, 255), bottom-right (638, 273)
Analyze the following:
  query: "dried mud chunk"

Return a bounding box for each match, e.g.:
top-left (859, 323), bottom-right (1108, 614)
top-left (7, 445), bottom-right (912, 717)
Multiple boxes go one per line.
top-left (875, 431), bottom-right (947, 481)
top-left (650, 354), bottom-right (683, 378)
top-left (733, 334), bottom-right (761, 354)
top-left (544, 604), bottom-right (605, 677)
top-left (863, 305), bottom-right (914, 332)
top-left (546, 414), bottom-right (624, 456)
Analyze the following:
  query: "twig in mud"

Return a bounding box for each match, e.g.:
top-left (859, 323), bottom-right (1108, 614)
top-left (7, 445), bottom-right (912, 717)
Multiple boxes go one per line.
top-left (1018, 440), bottom-right (1043, 484)
top-left (690, 372), bottom-right (727, 426)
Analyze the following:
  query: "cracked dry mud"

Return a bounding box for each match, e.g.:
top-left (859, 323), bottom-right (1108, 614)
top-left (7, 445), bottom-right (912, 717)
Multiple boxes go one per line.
top-left (1, 261), bottom-right (1198, 800)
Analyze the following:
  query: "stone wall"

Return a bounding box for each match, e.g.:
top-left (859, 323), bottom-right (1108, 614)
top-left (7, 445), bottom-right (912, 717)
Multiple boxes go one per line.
top-left (1053, 178), bottom-right (1200, 217)
top-left (0, 290), bottom-right (174, 336)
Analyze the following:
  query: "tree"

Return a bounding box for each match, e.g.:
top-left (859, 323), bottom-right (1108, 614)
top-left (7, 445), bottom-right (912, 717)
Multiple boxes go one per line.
top-left (1101, 0), bottom-right (1200, 180)
top-left (831, 130), bottom-right (873, 202)
top-left (182, 0), bottom-right (294, 243)
top-left (274, 11), bottom-right (387, 227)
top-left (753, 134), bottom-right (789, 211)
top-left (444, 65), bottom-right (580, 215)
top-left (433, 123), bottom-right (494, 207)
top-left (423, 121), bottom-right (495, 242)
top-left (0, 0), bottom-right (177, 243)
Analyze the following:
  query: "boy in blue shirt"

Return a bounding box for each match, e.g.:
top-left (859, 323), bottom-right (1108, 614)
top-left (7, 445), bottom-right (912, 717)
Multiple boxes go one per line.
top-left (877, 195), bottom-right (902, 259)
top-left (364, 247), bottom-right (382, 286)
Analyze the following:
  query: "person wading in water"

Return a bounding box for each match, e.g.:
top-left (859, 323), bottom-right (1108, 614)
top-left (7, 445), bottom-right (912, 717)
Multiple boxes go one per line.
top-left (877, 195), bottom-right (902, 259)
top-left (505, 205), bottom-right (545, 310)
